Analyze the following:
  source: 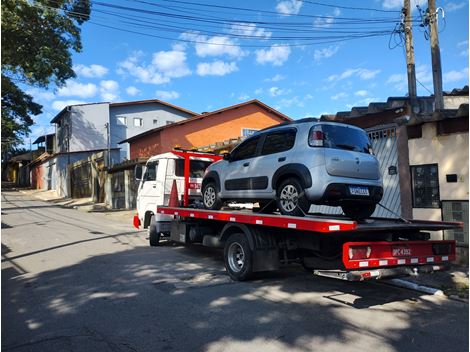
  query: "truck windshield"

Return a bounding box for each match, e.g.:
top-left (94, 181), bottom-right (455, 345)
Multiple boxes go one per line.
top-left (319, 125), bottom-right (371, 154)
top-left (175, 160), bottom-right (213, 178)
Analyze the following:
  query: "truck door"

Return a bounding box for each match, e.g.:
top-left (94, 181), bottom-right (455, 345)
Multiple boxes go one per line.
top-left (137, 160), bottom-right (162, 214)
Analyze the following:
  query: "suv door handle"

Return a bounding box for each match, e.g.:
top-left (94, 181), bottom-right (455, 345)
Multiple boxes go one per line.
top-left (278, 157), bottom-right (286, 162)
top-left (243, 162), bottom-right (250, 167)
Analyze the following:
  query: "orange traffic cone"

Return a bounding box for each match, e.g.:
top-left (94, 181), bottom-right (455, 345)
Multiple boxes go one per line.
top-left (168, 180), bottom-right (180, 207)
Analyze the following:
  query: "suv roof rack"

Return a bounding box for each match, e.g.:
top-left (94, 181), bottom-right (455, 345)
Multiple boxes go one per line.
top-left (257, 117), bottom-right (320, 133)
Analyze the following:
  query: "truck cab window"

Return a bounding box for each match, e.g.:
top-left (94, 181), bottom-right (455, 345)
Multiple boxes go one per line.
top-left (144, 162), bottom-right (158, 181)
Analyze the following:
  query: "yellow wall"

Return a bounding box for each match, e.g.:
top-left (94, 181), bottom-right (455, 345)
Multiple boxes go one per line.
top-left (408, 122), bottom-right (469, 237)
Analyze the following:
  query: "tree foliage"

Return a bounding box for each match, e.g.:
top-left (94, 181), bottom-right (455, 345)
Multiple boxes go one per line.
top-left (1, 0), bottom-right (90, 154)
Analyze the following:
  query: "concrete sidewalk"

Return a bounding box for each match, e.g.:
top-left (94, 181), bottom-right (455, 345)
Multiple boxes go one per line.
top-left (7, 186), bottom-right (469, 301)
top-left (16, 188), bottom-right (136, 225)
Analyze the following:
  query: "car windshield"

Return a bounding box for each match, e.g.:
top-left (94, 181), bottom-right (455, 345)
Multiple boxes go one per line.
top-left (322, 125), bottom-right (372, 154)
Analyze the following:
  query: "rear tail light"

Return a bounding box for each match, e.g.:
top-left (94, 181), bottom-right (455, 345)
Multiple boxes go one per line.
top-left (309, 130), bottom-right (324, 147)
top-left (348, 246), bottom-right (371, 260)
top-left (432, 243), bottom-right (452, 255)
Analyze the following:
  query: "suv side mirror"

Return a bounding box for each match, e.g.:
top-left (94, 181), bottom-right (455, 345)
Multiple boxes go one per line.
top-left (222, 153), bottom-right (231, 161)
top-left (134, 164), bottom-right (143, 181)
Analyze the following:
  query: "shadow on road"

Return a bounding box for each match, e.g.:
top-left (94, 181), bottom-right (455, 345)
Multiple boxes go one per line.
top-left (2, 243), bottom-right (468, 352)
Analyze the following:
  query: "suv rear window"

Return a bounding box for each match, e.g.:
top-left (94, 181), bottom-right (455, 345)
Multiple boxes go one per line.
top-left (309, 124), bottom-right (372, 154)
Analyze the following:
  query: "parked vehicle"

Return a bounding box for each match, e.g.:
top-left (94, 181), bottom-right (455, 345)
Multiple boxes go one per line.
top-left (202, 118), bottom-right (383, 220)
top-left (133, 150), bottom-right (459, 282)
top-left (135, 151), bottom-right (218, 245)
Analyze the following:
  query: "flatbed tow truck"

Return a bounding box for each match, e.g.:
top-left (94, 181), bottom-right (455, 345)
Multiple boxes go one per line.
top-left (134, 150), bottom-right (461, 282)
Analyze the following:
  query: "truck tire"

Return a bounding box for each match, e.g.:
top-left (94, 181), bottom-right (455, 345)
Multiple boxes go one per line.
top-left (202, 181), bottom-right (222, 210)
top-left (148, 215), bottom-right (161, 246)
top-left (224, 232), bottom-right (253, 281)
top-left (276, 178), bottom-right (310, 217)
top-left (341, 203), bottom-right (376, 221)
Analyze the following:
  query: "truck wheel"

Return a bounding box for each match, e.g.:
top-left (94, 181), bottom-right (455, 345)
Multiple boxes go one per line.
top-left (224, 233), bottom-right (253, 281)
top-left (276, 178), bottom-right (310, 217)
top-left (202, 182), bottom-right (222, 210)
top-left (148, 215), bottom-right (161, 246)
top-left (341, 204), bottom-right (376, 220)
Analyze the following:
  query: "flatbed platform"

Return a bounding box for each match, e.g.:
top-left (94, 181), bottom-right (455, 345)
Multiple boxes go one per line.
top-left (158, 206), bottom-right (462, 234)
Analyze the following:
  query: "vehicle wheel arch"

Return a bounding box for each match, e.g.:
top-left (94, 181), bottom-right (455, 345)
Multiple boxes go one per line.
top-left (220, 223), bottom-right (255, 250)
top-left (143, 211), bottom-right (154, 229)
top-left (202, 171), bottom-right (221, 192)
top-left (272, 164), bottom-right (312, 190)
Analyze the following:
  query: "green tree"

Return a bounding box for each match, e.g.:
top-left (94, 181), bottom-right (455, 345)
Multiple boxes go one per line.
top-left (1, 0), bottom-right (90, 160)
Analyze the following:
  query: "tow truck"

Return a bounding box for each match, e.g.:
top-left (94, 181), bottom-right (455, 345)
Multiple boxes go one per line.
top-left (134, 150), bottom-right (460, 282)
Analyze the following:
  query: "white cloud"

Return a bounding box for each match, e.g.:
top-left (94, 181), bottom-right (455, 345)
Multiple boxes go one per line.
top-left (331, 92), bottom-right (348, 100)
top-left (57, 81), bottom-right (98, 98)
top-left (265, 74), bottom-right (286, 82)
top-left (26, 88), bottom-right (55, 102)
top-left (313, 8), bottom-right (340, 28)
top-left (117, 48), bottom-right (190, 85)
top-left (126, 86), bottom-right (141, 96)
top-left (275, 96), bottom-right (302, 109)
top-left (382, 0), bottom-right (425, 9)
top-left (181, 32), bottom-right (246, 58)
top-left (255, 45), bottom-right (291, 66)
top-left (314, 46), bottom-right (339, 61)
top-left (268, 86), bottom-right (291, 97)
top-left (100, 80), bottom-right (119, 101)
top-left (52, 100), bottom-right (86, 111)
top-left (74, 64), bottom-right (108, 78)
top-left (458, 40), bottom-right (469, 57)
top-left (328, 68), bottom-right (380, 82)
top-left (355, 90), bottom-right (369, 97)
top-left (387, 65), bottom-right (432, 92)
top-left (238, 93), bottom-right (250, 101)
top-left (443, 68), bottom-right (469, 83)
top-left (155, 90), bottom-right (180, 100)
top-left (229, 23), bottom-right (272, 39)
top-left (196, 61), bottom-right (239, 76)
top-left (276, 0), bottom-right (303, 15)
top-left (152, 50), bottom-right (191, 78)
top-left (254, 88), bottom-right (264, 95)
top-left (447, 2), bottom-right (466, 12)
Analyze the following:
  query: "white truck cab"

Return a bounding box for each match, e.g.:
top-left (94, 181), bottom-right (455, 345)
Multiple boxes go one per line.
top-left (135, 151), bottom-right (215, 245)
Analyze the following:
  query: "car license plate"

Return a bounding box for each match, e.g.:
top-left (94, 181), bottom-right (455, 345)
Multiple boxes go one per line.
top-left (349, 186), bottom-right (369, 196)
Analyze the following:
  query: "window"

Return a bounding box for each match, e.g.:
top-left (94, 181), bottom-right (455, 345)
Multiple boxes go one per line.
top-left (117, 116), bottom-right (127, 126)
top-left (261, 129), bottom-right (296, 155)
top-left (231, 136), bottom-right (260, 161)
top-left (134, 118), bottom-right (143, 127)
top-left (242, 128), bottom-right (259, 137)
top-left (442, 201), bottom-right (469, 246)
top-left (166, 120), bottom-right (175, 125)
top-left (310, 124), bottom-right (372, 154)
top-left (153, 119), bottom-right (159, 125)
top-left (411, 164), bottom-right (440, 208)
top-left (144, 162), bottom-right (158, 181)
top-left (175, 160), bottom-right (213, 178)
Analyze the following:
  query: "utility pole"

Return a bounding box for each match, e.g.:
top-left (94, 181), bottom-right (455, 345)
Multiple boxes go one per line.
top-left (428, 0), bottom-right (444, 110)
top-left (403, 0), bottom-right (418, 112)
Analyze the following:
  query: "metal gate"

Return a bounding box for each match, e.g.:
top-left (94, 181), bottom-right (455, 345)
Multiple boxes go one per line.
top-left (309, 124), bottom-right (401, 218)
top-left (70, 161), bottom-right (92, 198)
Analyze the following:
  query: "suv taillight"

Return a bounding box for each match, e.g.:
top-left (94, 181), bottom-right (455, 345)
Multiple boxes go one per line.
top-left (309, 130), bottom-right (324, 147)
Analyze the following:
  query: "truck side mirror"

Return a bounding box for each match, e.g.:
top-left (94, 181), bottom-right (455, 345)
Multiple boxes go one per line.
top-left (223, 153), bottom-right (231, 161)
top-left (135, 164), bottom-right (143, 181)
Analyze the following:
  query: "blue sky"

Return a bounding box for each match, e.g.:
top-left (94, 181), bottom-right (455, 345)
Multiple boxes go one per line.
top-left (26, 0), bottom-right (469, 143)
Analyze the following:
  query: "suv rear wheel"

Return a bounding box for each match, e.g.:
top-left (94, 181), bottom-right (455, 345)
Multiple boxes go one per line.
top-left (202, 181), bottom-right (223, 210)
top-left (276, 178), bottom-right (310, 217)
top-left (341, 204), bottom-right (376, 220)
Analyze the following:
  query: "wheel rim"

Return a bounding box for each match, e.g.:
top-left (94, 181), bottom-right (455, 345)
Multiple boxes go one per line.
top-left (280, 184), bottom-right (299, 212)
top-left (204, 186), bottom-right (216, 207)
top-left (227, 242), bottom-right (245, 273)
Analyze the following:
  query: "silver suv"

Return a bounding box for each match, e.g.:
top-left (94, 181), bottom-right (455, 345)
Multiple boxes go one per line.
top-left (202, 119), bottom-right (383, 220)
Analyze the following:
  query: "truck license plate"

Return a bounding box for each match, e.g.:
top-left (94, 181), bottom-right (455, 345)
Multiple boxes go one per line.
top-left (349, 186), bottom-right (369, 196)
top-left (392, 246), bottom-right (412, 257)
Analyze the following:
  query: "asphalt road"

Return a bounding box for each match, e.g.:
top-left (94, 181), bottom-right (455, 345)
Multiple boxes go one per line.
top-left (2, 190), bottom-right (468, 352)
